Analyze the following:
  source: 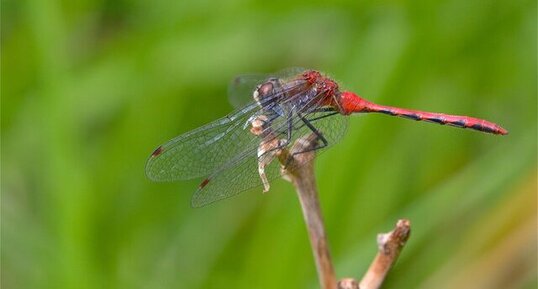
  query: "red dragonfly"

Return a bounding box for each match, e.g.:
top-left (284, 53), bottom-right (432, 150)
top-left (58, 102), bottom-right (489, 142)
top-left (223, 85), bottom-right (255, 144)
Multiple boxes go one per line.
top-left (146, 68), bottom-right (507, 207)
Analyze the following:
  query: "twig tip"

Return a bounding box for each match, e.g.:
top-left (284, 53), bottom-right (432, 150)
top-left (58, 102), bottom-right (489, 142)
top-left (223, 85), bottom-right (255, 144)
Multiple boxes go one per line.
top-left (338, 278), bottom-right (360, 289)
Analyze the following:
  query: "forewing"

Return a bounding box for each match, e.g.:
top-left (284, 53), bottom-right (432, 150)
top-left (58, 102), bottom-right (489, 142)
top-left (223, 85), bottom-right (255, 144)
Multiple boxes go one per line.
top-left (191, 148), bottom-right (281, 207)
top-left (147, 75), bottom-right (313, 182)
top-left (145, 103), bottom-right (261, 181)
top-left (191, 108), bottom-right (348, 207)
top-left (228, 67), bottom-right (308, 109)
top-left (228, 74), bottom-right (269, 110)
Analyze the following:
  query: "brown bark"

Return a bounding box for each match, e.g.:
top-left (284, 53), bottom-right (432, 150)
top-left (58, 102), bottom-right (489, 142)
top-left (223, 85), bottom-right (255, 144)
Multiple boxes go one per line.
top-left (278, 134), bottom-right (411, 289)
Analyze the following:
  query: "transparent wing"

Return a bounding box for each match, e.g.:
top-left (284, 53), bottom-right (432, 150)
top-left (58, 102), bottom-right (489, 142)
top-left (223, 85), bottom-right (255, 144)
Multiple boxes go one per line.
top-left (148, 68), bottom-right (348, 207)
top-left (145, 78), bottom-right (310, 182)
top-left (228, 74), bottom-right (269, 110)
top-left (228, 67), bottom-right (308, 109)
top-left (145, 103), bottom-right (262, 181)
top-left (191, 108), bottom-right (348, 207)
top-left (191, 146), bottom-right (281, 207)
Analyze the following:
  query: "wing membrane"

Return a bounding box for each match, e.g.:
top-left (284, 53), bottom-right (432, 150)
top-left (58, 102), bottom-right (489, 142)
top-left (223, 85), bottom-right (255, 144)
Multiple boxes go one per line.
top-left (192, 98), bottom-right (348, 207)
top-left (147, 68), bottom-right (348, 207)
top-left (145, 78), bottom-right (309, 182)
top-left (228, 67), bottom-right (307, 109)
top-left (145, 103), bottom-right (261, 181)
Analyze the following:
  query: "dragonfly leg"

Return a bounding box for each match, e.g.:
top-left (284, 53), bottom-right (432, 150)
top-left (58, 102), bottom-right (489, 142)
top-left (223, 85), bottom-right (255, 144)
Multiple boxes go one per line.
top-left (259, 111), bottom-right (294, 154)
top-left (257, 154), bottom-right (273, 192)
top-left (309, 107), bottom-right (337, 113)
top-left (254, 116), bottom-right (287, 192)
top-left (288, 113), bottom-right (329, 158)
top-left (292, 108), bottom-right (338, 131)
top-left (284, 111), bottom-right (293, 145)
top-left (305, 111), bottom-right (339, 123)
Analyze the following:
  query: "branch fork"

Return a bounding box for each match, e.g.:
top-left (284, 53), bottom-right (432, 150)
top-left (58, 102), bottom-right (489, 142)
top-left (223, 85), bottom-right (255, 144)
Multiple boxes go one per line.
top-left (275, 133), bottom-right (411, 289)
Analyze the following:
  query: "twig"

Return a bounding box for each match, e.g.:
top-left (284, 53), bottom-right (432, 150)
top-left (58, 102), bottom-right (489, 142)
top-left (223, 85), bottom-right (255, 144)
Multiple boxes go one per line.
top-left (280, 134), bottom-right (337, 289)
top-left (359, 219), bottom-right (411, 289)
top-left (337, 278), bottom-right (360, 289)
top-left (278, 134), bottom-right (411, 289)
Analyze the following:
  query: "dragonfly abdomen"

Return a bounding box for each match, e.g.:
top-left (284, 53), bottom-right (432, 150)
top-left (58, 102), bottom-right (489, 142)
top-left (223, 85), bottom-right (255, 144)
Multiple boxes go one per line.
top-left (338, 91), bottom-right (508, 135)
top-left (381, 108), bottom-right (508, 135)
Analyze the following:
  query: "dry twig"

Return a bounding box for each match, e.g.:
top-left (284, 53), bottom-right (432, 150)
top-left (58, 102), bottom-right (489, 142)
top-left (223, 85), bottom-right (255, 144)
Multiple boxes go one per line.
top-left (280, 134), bottom-right (337, 289)
top-left (278, 134), bottom-right (411, 289)
top-left (359, 219), bottom-right (411, 289)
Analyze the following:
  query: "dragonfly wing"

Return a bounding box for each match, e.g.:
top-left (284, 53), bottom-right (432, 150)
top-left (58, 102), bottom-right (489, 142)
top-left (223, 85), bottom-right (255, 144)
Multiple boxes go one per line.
top-left (148, 69), bottom-right (348, 206)
top-left (145, 103), bottom-right (262, 181)
top-left (228, 74), bottom-right (269, 110)
top-left (147, 73), bottom-right (312, 182)
top-left (228, 67), bottom-right (308, 109)
top-left (301, 110), bottom-right (348, 148)
top-left (191, 108), bottom-right (348, 207)
top-left (191, 147), bottom-right (282, 207)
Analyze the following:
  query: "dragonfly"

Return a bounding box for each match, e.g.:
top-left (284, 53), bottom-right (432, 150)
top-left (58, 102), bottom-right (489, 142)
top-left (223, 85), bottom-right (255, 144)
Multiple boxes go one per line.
top-left (146, 68), bottom-right (508, 207)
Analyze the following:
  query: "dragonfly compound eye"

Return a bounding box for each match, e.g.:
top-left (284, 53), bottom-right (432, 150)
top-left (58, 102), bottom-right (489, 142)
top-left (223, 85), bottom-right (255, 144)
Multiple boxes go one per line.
top-left (253, 81), bottom-right (275, 103)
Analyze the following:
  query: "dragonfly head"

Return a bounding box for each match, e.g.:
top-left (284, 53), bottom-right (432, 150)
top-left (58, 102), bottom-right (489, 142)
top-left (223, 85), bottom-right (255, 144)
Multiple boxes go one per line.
top-left (253, 78), bottom-right (279, 104)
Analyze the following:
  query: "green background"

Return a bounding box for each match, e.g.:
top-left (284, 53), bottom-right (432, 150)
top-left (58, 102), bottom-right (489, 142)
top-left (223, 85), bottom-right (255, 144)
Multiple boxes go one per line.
top-left (2, 0), bottom-right (536, 288)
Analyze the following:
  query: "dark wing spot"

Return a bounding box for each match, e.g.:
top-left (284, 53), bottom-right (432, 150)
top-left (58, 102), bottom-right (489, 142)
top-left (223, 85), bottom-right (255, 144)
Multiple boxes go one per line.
top-left (199, 178), bottom-right (210, 189)
top-left (151, 146), bottom-right (163, 157)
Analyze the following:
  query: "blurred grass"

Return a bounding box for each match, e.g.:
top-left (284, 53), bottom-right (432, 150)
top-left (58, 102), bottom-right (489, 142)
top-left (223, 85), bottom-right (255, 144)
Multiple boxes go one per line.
top-left (1, 0), bottom-right (536, 288)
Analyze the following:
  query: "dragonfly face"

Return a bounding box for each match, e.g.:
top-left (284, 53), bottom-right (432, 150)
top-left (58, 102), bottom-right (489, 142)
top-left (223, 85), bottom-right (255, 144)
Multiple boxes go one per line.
top-left (253, 77), bottom-right (280, 104)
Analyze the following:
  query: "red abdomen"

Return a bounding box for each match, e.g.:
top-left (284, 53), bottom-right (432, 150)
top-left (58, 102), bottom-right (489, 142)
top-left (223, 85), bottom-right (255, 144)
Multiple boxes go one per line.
top-left (338, 91), bottom-right (508, 135)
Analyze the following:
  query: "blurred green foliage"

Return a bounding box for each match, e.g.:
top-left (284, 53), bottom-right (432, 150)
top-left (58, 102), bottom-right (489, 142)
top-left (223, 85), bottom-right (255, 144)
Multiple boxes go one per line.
top-left (2, 0), bottom-right (536, 288)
